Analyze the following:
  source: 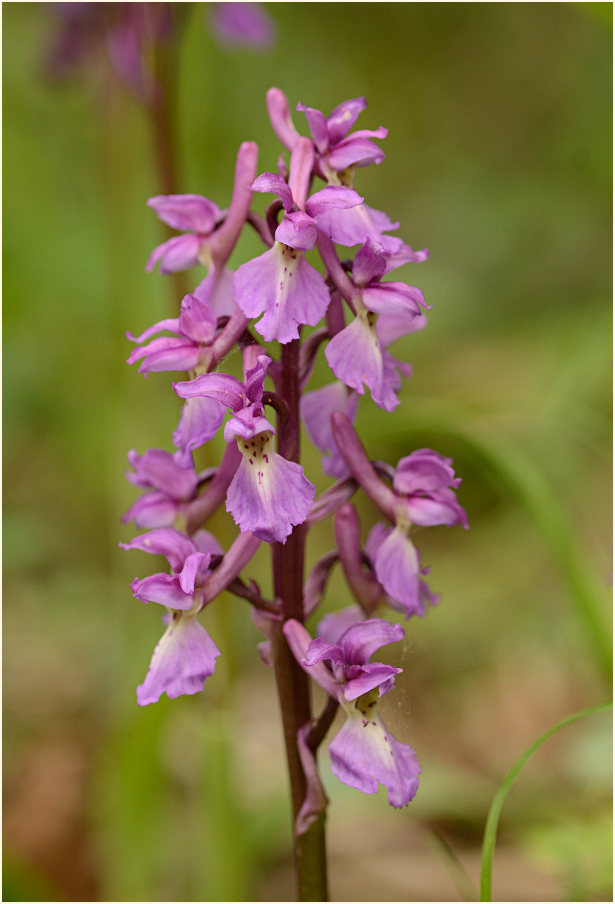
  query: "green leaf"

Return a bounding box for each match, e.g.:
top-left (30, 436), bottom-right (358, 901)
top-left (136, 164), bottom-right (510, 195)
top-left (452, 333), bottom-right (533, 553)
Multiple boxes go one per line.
top-left (479, 701), bottom-right (612, 901)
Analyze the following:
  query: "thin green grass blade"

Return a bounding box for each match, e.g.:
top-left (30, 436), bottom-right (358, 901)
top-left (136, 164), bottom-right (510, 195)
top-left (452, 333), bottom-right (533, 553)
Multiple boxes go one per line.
top-left (479, 701), bottom-right (612, 901)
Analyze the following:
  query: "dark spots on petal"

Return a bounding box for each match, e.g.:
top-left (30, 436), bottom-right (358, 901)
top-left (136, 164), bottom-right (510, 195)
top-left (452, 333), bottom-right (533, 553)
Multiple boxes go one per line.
top-left (249, 458), bottom-right (253, 464)
top-left (263, 454), bottom-right (269, 463)
top-left (371, 721), bottom-right (377, 726)
top-left (361, 719), bottom-right (369, 728)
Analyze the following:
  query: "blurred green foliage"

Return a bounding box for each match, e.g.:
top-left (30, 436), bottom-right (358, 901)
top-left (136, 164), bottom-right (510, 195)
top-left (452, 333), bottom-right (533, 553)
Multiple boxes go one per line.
top-left (3, 3), bottom-right (611, 901)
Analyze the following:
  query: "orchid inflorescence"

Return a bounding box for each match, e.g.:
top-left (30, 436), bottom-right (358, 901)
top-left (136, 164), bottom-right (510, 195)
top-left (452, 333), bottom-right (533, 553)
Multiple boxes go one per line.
top-left (121, 88), bottom-right (467, 819)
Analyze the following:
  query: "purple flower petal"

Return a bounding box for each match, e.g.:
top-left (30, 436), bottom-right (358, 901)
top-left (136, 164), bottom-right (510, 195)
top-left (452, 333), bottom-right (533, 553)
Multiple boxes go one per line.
top-left (126, 317), bottom-right (180, 345)
top-left (383, 242), bottom-right (429, 271)
top-left (251, 171), bottom-right (294, 211)
top-left (371, 525), bottom-right (425, 617)
top-left (126, 448), bottom-right (199, 500)
top-left (313, 203), bottom-right (399, 248)
top-left (137, 613), bottom-right (220, 705)
top-left (177, 293), bottom-right (217, 343)
top-left (296, 102), bottom-right (329, 153)
top-left (326, 96), bottom-right (367, 144)
top-left (326, 137), bottom-right (385, 170)
top-left (178, 551), bottom-right (211, 594)
top-left (120, 527), bottom-right (197, 572)
top-left (147, 194), bottom-right (220, 233)
top-left (325, 315), bottom-right (400, 412)
top-left (122, 491), bottom-right (179, 529)
top-left (406, 490), bottom-right (468, 527)
top-left (343, 662), bottom-right (402, 702)
top-left (282, 620), bottom-right (339, 698)
top-left (338, 618), bottom-right (404, 666)
top-left (226, 435), bottom-right (315, 543)
top-left (173, 372), bottom-right (246, 410)
top-left (304, 186), bottom-right (363, 220)
top-left (362, 282), bottom-right (427, 316)
top-left (146, 233), bottom-right (202, 274)
top-left (394, 449), bottom-right (458, 495)
top-left (301, 381), bottom-right (359, 478)
top-left (274, 211), bottom-right (318, 251)
top-left (377, 311), bottom-right (428, 347)
top-left (352, 241), bottom-right (387, 287)
top-left (173, 396), bottom-right (227, 464)
top-left (316, 605), bottom-right (365, 644)
top-left (128, 336), bottom-right (202, 374)
top-left (130, 573), bottom-right (194, 609)
top-left (192, 266), bottom-right (237, 318)
top-left (329, 708), bottom-right (420, 808)
top-left (244, 354), bottom-right (271, 404)
top-left (191, 529), bottom-right (224, 557)
top-left (224, 410), bottom-right (275, 442)
top-left (303, 637), bottom-right (345, 667)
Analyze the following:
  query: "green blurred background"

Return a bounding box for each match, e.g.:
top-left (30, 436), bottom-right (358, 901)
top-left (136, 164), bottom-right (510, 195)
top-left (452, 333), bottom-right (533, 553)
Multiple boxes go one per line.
top-left (3, 3), bottom-right (612, 901)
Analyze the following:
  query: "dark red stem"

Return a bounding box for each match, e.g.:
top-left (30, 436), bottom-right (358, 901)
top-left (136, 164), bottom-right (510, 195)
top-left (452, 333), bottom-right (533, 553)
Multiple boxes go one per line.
top-left (272, 340), bottom-right (329, 901)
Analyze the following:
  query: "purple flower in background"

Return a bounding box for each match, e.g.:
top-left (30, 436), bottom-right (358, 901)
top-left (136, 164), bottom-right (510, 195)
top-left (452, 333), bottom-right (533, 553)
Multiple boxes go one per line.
top-left (45, 3), bottom-right (176, 103)
top-left (146, 194), bottom-right (224, 274)
top-left (210, 2), bottom-right (275, 49)
top-left (325, 241), bottom-right (429, 411)
top-left (122, 448), bottom-right (202, 528)
top-left (121, 527), bottom-right (223, 703)
top-left (284, 618), bottom-right (421, 808)
top-left (302, 382), bottom-right (359, 478)
top-left (174, 354), bottom-right (315, 542)
top-left (297, 96), bottom-right (387, 175)
top-left (234, 173), bottom-right (362, 343)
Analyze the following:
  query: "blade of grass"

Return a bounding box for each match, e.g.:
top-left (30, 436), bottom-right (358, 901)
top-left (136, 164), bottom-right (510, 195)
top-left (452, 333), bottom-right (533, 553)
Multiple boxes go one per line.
top-left (479, 701), bottom-right (612, 901)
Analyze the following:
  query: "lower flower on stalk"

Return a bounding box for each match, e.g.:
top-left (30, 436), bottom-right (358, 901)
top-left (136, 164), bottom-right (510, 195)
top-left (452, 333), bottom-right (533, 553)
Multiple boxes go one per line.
top-left (284, 617), bottom-right (421, 808)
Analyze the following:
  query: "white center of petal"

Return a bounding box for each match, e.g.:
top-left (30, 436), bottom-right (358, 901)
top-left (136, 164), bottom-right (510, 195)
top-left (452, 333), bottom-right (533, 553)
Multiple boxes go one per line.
top-left (237, 431), bottom-right (275, 484)
top-left (275, 243), bottom-right (302, 305)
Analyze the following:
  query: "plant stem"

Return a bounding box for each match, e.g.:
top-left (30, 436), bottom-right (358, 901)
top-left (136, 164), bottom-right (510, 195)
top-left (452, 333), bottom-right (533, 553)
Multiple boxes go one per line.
top-left (272, 339), bottom-right (329, 901)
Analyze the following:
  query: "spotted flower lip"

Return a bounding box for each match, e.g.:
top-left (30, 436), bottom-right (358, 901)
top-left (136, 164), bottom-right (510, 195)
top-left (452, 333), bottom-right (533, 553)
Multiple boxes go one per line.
top-left (233, 174), bottom-right (363, 343)
top-left (174, 356), bottom-right (315, 542)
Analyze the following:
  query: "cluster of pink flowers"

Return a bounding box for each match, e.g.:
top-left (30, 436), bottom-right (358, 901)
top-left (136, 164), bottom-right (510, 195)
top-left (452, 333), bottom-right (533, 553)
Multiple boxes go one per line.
top-left (121, 88), bottom-right (467, 810)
